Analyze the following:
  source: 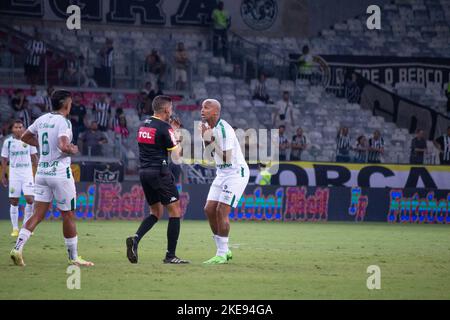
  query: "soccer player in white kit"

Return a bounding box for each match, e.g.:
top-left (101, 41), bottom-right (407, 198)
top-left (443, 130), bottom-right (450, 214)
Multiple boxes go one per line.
top-left (200, 99), bottom-right (249, 264)
top-left (10, 90), bottom-right (94, 267)
top-left (1, 120), bottom-right (38, 237)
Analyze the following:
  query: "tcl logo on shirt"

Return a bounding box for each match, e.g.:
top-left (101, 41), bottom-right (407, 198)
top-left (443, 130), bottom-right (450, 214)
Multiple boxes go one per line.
top-left (137, 127), bottom-right (156, 144)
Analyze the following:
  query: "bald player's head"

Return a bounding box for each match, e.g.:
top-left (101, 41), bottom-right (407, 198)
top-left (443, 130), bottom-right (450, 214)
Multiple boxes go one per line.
top-left (202, 99), bottom-right (221, 112)
top-left (201, 99), bottom-right (221, 123)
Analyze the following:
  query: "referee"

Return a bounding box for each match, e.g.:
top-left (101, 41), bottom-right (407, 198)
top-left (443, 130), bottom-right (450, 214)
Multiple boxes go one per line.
top-left (126, 95), bottom-right (189, 264)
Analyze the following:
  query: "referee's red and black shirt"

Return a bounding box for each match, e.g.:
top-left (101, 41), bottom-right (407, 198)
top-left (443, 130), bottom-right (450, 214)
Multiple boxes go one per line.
top-left (137, 116), bottom-right (178, 169)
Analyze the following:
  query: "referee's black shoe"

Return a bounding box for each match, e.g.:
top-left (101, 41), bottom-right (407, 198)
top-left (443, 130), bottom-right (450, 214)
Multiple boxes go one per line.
top-left (126, 236), bottom-right (138, 264)
top-left (163, 255), bottom-right (190, 264)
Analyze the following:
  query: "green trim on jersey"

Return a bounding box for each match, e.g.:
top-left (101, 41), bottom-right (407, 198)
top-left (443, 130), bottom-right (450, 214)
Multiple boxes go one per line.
top-left (240, 167), bottom-right (244, 177)
top-left (219, 121), bottom-right (226, 139)
top-left (65, 118), bottom-right (72, 129)
top-left (66, 167), bottom-right (71, 179)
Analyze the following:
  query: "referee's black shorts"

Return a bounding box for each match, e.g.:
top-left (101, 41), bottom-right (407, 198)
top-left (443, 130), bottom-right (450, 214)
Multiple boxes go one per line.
top-left (139, 167), bottom-right (179, 206)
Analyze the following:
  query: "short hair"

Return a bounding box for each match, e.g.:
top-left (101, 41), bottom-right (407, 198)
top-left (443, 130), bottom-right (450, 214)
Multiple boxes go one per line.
top-left (202, 99), bottom-right (222, 113)
top-left (10, 119), bottom-right (24, 131)
top-left (152, 95), bottom-right (172, 113)
top-left (51, 90), bottom-right (71, 111)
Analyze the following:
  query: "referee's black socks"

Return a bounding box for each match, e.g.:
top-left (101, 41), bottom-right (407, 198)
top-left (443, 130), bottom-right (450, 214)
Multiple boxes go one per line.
top-left (135, 214), bottom-right (159, 242)
top-left (166, 217), bottom-right (180, 258)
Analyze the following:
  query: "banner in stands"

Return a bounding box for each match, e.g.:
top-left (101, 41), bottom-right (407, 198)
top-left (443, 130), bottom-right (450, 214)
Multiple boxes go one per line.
top-left (357, 76), bottom-right (450, 141)
top-left (0, 0), bottom-right (284, 33)
top-left (77, 162), bottom-right (124, 183)
top-left (188, 162), bottom-right (450, 189)
top-left (320, 55), bottom-right (450, 89)
top-left (0, 182), bottom-right (448, 224)
top-left (306, 55), bottom-right (450, 140)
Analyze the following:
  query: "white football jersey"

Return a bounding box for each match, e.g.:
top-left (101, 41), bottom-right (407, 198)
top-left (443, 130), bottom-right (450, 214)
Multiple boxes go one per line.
top-left (1, 136), bottom-right (37, 181)
top-left (27, 113), bottom-right (73, 178)
top-left (210, 119), bottom-right (248, 177)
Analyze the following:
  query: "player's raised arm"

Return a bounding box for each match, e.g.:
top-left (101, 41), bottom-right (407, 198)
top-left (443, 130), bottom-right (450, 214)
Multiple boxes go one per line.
top-left (58, 136), bottom-right (78, 155)
top-left (168, 116), bottom-right (183, 162)
top-left (200, 121), bottom-right (233, 163)
top-left (30, 146), bottom-right (38, 167)
top-left (57, 115), bottom-right (78, 155)
top-left (200, 100), bottom-right (233, 164)
top-left (21, 129), bottom-right (39, 148)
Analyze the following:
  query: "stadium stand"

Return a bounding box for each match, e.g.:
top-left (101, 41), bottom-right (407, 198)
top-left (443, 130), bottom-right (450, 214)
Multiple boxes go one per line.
top-left (0, 0), bottom-right (448, 168)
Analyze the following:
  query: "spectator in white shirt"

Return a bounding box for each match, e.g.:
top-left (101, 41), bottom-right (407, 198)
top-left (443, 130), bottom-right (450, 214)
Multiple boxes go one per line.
top-left (273, 91), bottom-right (294, 130)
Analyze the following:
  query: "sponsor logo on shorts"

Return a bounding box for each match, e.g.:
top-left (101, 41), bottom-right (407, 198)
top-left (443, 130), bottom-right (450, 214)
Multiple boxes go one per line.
top-left (9, 188), bottom-right (15, 194)
top-left (57, 199), bottom-right (67, 205)
top-left (37, 170), bottom-right (57, 176)
top-left (34, 189), bottom-right (45, 195)
top-left (38, 161), bottom-right (59, 168)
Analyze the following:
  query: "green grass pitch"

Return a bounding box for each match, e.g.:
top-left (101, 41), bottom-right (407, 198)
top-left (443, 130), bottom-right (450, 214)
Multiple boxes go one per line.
top-left (0, 220), bottom-right (449, 299)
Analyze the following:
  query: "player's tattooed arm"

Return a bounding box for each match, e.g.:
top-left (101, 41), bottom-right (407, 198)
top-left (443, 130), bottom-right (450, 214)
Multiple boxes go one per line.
top-left (58, 136), bottom-right (79, 155)
top-left (31, 153), bottom-right (39, 167)
top-left (21, 130), bottom-right (39, 148)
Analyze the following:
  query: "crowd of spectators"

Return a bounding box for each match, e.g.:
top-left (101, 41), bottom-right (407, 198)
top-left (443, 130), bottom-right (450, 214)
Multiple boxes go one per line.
top-left (1, 9), bottom-right (447, 167)
top-left (19, 28), bottom-right (194, 92)
top-left (3, 86), bottom-right (136, 157)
